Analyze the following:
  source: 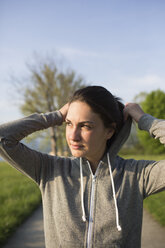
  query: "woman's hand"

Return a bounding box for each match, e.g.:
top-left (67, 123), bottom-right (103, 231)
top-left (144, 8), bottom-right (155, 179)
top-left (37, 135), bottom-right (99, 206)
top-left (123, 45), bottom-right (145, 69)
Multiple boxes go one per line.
top-left (123, 103), bottom-right (145, 123)
top-left (59, 103), bottom-right (69, 122)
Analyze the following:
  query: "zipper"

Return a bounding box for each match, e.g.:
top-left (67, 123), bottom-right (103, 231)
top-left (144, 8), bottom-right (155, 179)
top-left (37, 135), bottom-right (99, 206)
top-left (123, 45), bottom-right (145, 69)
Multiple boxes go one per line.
top-left (86, 161), bottom-right (102, 248)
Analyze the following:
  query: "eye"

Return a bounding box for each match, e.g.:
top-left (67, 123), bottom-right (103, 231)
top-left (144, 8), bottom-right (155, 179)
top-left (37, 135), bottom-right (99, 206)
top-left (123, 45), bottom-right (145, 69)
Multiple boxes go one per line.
top-left (66, 121), bottom-right (72, 127)
top-left (81, 124), bottom-right (92, 130)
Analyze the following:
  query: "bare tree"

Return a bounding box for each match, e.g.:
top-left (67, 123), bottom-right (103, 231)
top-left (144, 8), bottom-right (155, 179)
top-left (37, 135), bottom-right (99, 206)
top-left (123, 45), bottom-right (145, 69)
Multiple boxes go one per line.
top-left (13, 56), bottom-right (87, 155)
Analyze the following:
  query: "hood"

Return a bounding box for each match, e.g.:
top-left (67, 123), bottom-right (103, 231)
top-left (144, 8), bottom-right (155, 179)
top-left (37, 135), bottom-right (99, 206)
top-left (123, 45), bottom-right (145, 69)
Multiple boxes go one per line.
top-left (108, 116), bottom-right (132, 163)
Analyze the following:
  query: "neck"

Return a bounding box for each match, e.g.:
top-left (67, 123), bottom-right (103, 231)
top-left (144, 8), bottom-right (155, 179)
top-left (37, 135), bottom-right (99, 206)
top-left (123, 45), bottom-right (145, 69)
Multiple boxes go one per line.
top-left (90, 162), bottom-right (98, 174)
top-left (86, 152), bottom-right (105, 174)
top-left (88, 158), bottom-right (102, 174)
top-left (86, 148), bottom-right (107, 174)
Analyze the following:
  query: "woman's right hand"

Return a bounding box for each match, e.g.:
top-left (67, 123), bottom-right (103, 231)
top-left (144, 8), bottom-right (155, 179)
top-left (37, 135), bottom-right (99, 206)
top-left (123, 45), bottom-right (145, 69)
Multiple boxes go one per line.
top-left (123, 103), bottom-right (145, 123)
top-left (59, 103), bottom-right (69, 122)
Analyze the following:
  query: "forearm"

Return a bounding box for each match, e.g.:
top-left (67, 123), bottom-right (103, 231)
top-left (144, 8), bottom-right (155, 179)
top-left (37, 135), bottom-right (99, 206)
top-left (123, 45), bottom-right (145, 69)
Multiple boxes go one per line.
top-left (124, 102), bottom-right (165, 145)
top-left (138, 114), bottom-right (156, 133)
top-left (137, 114), bottom-right (165, 196)
top-left (0, 111), bottom-right (63, 142)
top-left (138, 114), bottom-right (165, 144)
top-left (0, 111), bottom-right (63, 183)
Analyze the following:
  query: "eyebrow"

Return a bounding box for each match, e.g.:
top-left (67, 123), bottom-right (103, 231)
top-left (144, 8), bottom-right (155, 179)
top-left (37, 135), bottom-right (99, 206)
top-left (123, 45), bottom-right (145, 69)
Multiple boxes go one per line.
top-left (66, 119), bottom-right (94, 125)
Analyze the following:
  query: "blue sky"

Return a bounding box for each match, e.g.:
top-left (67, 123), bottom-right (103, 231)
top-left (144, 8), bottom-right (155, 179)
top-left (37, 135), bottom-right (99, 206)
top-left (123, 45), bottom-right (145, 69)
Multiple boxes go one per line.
top-left (1, 0), bottom-right (165, 122)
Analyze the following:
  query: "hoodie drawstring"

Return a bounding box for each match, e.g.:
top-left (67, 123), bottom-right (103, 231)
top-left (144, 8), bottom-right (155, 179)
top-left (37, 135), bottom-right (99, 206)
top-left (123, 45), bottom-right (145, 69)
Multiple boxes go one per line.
top-left (107, 153), bottom-right (122, 231)
top-left (80, 157), bottom-right (87, 222)
top-left (79, 155), bottom-right (121, 231)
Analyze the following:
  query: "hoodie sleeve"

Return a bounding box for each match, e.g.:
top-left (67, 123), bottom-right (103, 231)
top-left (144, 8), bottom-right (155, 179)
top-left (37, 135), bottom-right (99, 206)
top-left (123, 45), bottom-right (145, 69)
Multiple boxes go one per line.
top-left (138, 113), bottom-right (165, 144)
top-left (138, 114), bottom-right (165, 197)
top-left (0, 111), bottom-right (63, 183)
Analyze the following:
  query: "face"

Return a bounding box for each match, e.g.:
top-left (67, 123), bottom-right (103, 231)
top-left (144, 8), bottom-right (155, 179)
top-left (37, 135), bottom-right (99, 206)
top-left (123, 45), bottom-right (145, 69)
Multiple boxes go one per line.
top-left (65, 101), bottom-right (115, 166)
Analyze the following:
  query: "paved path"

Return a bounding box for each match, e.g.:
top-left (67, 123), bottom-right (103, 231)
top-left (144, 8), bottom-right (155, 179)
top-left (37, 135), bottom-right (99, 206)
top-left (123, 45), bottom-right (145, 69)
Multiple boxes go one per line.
top-left (141, 209), bottom-right (165, 248)
top-left (3, 206), bottom-right (165, 248)
top-left (3, 206), bottom-right (45, 248)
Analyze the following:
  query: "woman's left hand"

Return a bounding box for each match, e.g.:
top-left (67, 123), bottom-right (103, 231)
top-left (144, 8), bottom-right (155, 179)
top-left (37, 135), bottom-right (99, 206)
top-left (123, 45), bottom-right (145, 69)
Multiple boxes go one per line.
top-left (123, 103), bottom-right (145, 123)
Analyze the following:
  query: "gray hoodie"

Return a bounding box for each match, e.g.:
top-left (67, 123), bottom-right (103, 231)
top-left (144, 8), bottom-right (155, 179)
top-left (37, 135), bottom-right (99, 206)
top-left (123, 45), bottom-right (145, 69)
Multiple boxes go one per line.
top-left (0, 111), bottom-right (165, 248)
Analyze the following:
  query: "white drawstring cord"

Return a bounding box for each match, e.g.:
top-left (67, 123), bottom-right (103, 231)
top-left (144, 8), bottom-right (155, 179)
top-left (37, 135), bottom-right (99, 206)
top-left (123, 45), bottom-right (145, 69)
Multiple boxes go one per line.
top-left (107, 153), bottom-right (122, 231)
top-left (79, 155), bottom-right (121, 229)
top-left (80, 157), bottom-right (87, 222)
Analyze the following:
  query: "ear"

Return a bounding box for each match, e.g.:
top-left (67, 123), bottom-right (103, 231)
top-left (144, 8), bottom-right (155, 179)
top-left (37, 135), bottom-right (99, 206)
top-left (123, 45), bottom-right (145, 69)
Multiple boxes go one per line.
top-left (106, 123), bottom-right (116, 140)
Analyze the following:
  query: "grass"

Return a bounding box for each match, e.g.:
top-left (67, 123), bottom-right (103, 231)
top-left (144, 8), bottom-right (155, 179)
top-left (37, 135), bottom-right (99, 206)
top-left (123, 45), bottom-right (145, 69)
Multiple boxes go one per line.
top-left (120, 153), bottom-right (165, 161)
top-left (121, 153), bottom-right (165, 226)
top-left (0, 161), bottom-right (41, 246)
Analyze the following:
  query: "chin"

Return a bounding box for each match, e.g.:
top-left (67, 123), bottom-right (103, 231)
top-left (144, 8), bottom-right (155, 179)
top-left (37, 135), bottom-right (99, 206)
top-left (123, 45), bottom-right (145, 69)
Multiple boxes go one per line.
top-left (70, 149), bottom-right (85, 158)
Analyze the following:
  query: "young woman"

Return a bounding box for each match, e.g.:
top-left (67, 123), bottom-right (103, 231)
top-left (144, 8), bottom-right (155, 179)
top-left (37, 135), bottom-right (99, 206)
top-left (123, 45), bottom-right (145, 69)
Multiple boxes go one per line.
top-left (0, 86), bottom-right (165, 248)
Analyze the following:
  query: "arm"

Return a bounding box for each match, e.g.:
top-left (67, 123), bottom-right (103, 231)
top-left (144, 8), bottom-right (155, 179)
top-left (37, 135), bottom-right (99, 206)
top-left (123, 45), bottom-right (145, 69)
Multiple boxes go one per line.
top-left (0, 111), bottom-right (63, 142)
top-left (123, 102), bottom-right (165, 143)
top-left (0, 111), bottom-right (64, 183)
top-left (138, 114), bottom-right (165, 196)
top-left (124, 103), bottom-right (165, 196)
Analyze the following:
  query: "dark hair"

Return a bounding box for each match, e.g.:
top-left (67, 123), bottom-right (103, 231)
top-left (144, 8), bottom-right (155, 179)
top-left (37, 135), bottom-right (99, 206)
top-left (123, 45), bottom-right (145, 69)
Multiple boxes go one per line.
top-left (69, 85), bottom-right (124, 146)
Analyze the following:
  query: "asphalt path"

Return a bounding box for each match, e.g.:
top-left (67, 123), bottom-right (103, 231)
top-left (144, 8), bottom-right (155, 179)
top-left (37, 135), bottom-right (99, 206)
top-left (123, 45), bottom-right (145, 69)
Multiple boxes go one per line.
top-left (3, 206), bottom-right (165, 248)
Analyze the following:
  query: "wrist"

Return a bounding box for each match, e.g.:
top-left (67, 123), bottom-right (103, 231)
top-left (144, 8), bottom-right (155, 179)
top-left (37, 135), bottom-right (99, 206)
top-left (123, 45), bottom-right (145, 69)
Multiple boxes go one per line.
top-left (135, 112), bottom-right (145, 123)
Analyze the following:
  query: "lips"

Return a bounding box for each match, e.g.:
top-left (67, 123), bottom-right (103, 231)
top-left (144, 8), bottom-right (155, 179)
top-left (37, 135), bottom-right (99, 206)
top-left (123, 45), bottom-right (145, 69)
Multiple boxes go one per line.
top-left (70, 144), bottom-right (84, 150)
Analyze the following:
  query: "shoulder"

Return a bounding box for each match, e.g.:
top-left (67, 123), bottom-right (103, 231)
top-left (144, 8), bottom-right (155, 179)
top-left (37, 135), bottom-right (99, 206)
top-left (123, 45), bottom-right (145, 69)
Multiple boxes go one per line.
top-left (50, 155), bottom-right (80, 173)
top-left (115, 155), bottom-right (155, 173)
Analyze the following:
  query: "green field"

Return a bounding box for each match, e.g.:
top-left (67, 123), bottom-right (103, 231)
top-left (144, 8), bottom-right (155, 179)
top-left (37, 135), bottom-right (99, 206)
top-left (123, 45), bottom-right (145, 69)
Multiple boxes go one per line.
top-left (0, 161), bottom-right (41, 246)
top-left (122, 154), bottom-right (165, 226)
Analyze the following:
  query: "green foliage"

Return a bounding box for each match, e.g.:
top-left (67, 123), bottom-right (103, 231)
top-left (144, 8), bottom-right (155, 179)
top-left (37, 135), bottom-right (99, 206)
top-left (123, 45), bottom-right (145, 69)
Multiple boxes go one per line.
top-left (138, 130), bottom-right (165, 154)
top-left (0, 162), bottom-right (41, 246)
top-left (141, 89), bottom-right (165, 117)
top-left (144, 191), bottom-right (165, 226)
top-left (138, 89), bottom-right (165, 154)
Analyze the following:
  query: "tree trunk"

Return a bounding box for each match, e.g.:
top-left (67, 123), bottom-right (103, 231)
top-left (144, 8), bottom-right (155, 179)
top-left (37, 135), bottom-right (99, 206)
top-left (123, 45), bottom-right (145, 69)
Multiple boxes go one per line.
top-left (50, 126), bottom-right (57, 155)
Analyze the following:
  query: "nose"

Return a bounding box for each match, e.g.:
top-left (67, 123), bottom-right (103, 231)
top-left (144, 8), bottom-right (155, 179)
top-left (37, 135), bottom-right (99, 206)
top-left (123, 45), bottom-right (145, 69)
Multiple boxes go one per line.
top-left (69, 127), bottom-right (81, 141)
